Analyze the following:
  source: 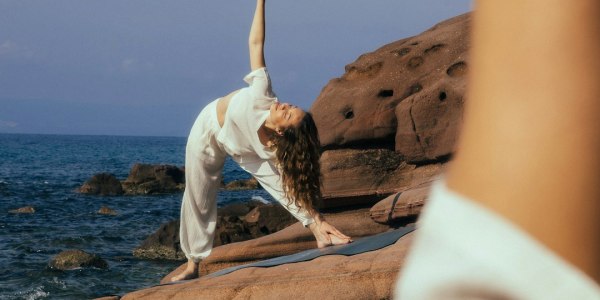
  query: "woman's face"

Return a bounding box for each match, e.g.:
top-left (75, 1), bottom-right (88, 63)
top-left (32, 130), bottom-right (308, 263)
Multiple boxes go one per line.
top-left (269, 102), bottom-right (305, 134)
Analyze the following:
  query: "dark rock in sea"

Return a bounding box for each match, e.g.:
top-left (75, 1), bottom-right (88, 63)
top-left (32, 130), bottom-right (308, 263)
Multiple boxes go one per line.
top-left (223, 177), bottom-right (261, 190)
top-left (49, 249), bottom-right (108, 270)
top-left (79, 173), bottom-right (124, 196)
top-left (8, 205), bottom-right (35, 214)
top-left (97, 206), bottom-right (118, 216)
top-left (133, 219), bottom-right (185, 261)
top-left (122, 163), bottom-right (185, 195)
top-left (133, 201), bottom-right (297, 260)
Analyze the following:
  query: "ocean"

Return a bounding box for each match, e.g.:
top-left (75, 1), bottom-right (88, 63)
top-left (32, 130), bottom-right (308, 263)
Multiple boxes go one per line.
top-left (0, 133), bottom-right (272, 299)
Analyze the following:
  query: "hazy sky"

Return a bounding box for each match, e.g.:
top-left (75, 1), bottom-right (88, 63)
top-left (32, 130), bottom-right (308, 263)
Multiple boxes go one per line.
top-left (0, 1), bottom-right (471, 137)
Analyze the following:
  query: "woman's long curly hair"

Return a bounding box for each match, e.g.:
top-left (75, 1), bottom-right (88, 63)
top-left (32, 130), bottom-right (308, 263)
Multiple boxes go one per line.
top-left (271, 112), bottom-right (322, 217)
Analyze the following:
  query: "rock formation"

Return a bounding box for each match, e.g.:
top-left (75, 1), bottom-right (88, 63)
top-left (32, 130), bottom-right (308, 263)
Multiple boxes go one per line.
top-left (312, 13), bottom-right (469, 208)
top-left (48, 249), bottom-right (108, 270)
top-left (122, 163), bottom-right (185, 195)
top-left (78, 173), bottom-right (123, 196)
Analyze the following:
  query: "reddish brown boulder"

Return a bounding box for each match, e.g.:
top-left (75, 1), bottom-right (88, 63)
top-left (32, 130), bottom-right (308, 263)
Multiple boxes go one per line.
top-left (319, 148), bottom-right (444, 208)
top-left (122, 232), bottom-right (414, 300)
top-left (370, 183), bottom-right (433, 224)
top-left (311, 13), bottom-right (470, 164)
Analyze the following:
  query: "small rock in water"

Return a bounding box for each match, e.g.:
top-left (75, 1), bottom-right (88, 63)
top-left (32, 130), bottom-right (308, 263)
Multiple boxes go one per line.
top-left (97, 206), bottom-right (118, 216)
top-left (9, 205), bottom-right (35, 214)
top-left (49, 249), bottom-right (108, 270)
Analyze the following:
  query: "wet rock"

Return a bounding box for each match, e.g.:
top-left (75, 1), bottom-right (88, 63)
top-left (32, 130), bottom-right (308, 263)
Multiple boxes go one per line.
top-left (97, 206), bottom-right (118, 216)
top-left (9, 205), bottom-right (35, 214)
top-left (49, 249), bottom-right (108, 270)
top-left (133, 219), bottom-right (185, 261)
top-left (370, 184), bottom-right (432, 224)
top-left (79, 173), bottom-right (123, 196)
top-left (122, 164), bottom-right (185, 195)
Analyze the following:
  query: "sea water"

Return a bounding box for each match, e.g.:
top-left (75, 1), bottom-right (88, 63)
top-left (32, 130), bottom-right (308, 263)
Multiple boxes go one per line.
top-left (0, 133), bottom-right (272, 299)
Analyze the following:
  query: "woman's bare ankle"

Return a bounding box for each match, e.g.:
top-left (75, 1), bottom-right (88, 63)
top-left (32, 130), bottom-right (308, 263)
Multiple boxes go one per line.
top-left (171, 260), bottom-right (200, 282)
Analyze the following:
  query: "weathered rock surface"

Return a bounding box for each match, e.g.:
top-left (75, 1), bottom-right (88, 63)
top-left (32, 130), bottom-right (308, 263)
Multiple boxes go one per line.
top-left (133, 201), bottom-right (297, 260)
top-left (311, 13), bottom-right (469, 161)
top-left (122, 164), bottom-right (185, 195)
top-left (8, 205), bottom-right (35, 214)
top-left (79, 173), bottom-right (124, 196)
top-left (312, 13), bottom-right (469, 207)
top-left (370, 183), bottom-right (433, 224)
top-left (320, 148), bottom-right (443, 208)
top-left (48, 249), bottom-right (108, 270)
top-left (123, 230), bottom-right (414, 300)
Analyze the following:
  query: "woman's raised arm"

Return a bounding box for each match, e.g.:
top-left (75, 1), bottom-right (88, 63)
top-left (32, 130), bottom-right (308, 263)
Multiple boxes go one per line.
top-left (249, 0), bottom-right (266, 71)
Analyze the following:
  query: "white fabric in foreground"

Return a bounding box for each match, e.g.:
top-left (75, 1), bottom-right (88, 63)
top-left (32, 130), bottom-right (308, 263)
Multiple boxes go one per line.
top-left (395, 179), bottom-right (600, 300)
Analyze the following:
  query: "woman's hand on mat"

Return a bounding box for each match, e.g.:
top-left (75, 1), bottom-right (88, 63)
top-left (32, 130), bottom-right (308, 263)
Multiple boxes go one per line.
top-left (310, 220), bottom-right (353, 248)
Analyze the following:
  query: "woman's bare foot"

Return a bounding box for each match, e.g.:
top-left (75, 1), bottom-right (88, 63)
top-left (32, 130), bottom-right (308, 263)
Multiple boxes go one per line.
top-left (170, 260), bottom-right (199, 282)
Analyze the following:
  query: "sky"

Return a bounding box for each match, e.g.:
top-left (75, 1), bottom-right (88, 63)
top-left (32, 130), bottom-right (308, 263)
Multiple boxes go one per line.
top-left (0, 0), bottom-right (471, 137)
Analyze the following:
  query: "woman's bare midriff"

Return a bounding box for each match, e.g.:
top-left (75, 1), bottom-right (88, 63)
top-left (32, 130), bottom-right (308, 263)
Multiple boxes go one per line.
top-left (216, 89), bottom-right (240, 127)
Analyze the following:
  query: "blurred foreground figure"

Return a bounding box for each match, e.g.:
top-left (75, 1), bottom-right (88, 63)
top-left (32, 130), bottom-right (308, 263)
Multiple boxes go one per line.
top-left (396, 1), bottom-right (600, 299)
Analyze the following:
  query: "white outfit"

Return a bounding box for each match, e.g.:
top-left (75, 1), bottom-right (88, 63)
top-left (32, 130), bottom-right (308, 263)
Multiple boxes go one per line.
top-left (395, 179), bottom-right (600, 300)
top-left (179, 68), bottom-right (314, 262)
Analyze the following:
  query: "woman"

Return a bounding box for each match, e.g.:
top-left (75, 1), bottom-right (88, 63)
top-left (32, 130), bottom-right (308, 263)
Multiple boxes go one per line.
top-left (171, 0), bottom-right (352, 282)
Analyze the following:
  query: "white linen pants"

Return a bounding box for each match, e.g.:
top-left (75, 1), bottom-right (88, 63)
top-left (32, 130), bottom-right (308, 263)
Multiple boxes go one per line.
top-left (179, 99), bottom-right (227, 263)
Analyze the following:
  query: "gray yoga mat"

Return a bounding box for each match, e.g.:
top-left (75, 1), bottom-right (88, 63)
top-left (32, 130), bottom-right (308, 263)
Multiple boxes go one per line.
top-left (160, 224), bottom-right (415, 287)
top-left (204, 224), bottom-right (415, 279)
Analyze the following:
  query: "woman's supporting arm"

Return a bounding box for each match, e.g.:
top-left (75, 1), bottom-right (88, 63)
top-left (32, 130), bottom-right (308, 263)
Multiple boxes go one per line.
top-left (249, 0), bottom-right (266, 71)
